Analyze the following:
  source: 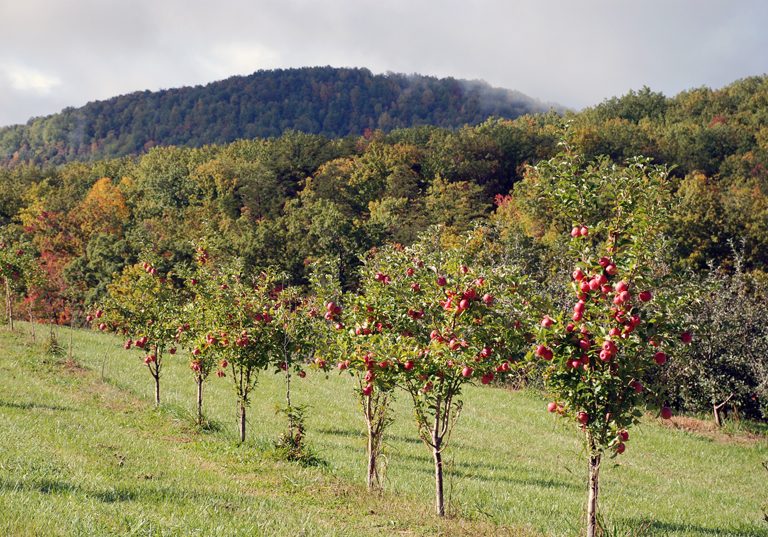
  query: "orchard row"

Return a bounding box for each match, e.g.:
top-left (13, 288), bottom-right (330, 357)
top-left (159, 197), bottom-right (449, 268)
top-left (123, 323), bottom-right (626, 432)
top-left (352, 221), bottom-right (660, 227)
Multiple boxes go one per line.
top-left (95, 205), bottom-right (690, 537)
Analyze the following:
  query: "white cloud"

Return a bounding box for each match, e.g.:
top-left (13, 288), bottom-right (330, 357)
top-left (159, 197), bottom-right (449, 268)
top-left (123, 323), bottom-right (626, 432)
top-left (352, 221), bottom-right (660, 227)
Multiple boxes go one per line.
top-left (0, 0), bottom-right (767, 125)
top-left (197, 43), bottom-right (282, 80)
top-left (1, 63), bottom-right (61, 94)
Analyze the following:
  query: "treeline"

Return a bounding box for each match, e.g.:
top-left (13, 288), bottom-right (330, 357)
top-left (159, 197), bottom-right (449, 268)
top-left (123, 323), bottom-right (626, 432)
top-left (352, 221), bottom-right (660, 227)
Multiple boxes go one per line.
top-left (2, 76), bottom-right (768, 421)
top-left (0, 67), bottom-right (554, 165)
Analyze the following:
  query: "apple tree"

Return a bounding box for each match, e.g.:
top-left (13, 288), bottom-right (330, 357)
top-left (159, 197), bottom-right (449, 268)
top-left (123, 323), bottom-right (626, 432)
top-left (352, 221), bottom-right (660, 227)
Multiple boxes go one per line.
top-left (314, 288), bottom-right (401, 491)
top-left (174, 246), bottom-right (222, 426)
top-left (529, 151), bottom-right (693, 537)
top-left (0, 228), bottom-right (38, 331)
top-left (102, 261), bottom-right (188, 407)
top-left (307, 258), bottom-right (398, 489)
top-left (271, 283), bottom-right (322, 461)
top-left (189, 261), bottom-right (284, 443)
top-left (341, 234), bottom-right (531, 515)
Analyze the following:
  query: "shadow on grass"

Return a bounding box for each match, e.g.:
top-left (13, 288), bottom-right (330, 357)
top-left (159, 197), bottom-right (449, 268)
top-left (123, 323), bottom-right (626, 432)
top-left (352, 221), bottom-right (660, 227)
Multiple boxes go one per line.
top-left (0, 399), bottom-right (73, 412)
top-left (0, 476), bottom-right (244, 506)
top-left (387, 451), bottom-right (578, 490)
top-left (317, 426), bottom-right (422, 446)
top-left (623, 518), bottom-right (768, 537)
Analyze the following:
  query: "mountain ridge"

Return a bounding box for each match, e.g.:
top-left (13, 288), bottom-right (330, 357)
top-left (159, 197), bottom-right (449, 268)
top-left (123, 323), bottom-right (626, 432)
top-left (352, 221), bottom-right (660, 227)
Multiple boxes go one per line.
top-left (0, 66), bottom-right (562, 166)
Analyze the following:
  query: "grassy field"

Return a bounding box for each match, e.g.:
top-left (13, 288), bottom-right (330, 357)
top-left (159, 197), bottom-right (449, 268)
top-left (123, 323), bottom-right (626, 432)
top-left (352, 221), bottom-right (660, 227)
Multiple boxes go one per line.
top-left (0, 323), bottom-right (765, 536)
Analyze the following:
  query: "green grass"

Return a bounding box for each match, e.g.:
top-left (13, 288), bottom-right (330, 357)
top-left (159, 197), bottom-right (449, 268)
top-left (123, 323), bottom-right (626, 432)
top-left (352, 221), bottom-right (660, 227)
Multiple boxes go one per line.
top-left (1, 323), bottom-right (766, 536)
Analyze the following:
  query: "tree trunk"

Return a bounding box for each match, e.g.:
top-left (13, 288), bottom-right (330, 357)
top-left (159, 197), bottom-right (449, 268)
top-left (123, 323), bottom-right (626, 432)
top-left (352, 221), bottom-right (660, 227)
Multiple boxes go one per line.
top-left (433, 441), bottom-right (445, 516)
top-left (68, 316), bottom-right (74, 360)
top-left (367, 431), bottom-right (378, 490)
top-left (713, 393), bottom-right (734, 427)
top-left (196, 376), bottom-right (204, 426)
top-left (153, 348), bottom-right (160, 407)
top-left (5, 278), bottom-right (13, 331)
top-left (364, 394), bottom-right (378, 491)
top-left (713, 403), bottom-right (721, 427)
top-left (239, 402), bottom-right (247, 443)
top-left (28, 305), bottom-right (35, 343)
top-left (587, 454), bottom-right (601, 537)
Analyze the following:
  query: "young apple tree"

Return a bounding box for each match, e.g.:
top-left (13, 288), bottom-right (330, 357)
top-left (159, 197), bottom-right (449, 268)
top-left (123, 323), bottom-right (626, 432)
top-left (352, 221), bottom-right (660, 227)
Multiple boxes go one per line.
top-left (343, 234), bottom-right (530, 515)
top-left (189, 261), bottom-right (284, 443)
top-left (314, 288), bottom-right (401, 491)
top-left (0, 228), bottom-right (38, 331)
top-left (272, 283), bottom-right (321, 461)
top-left (529, 151), bottom-right (692, 537)
top-left (175, 246), bottom-right (221, 426)
top-left (102, 261), bottom-right (188, 407)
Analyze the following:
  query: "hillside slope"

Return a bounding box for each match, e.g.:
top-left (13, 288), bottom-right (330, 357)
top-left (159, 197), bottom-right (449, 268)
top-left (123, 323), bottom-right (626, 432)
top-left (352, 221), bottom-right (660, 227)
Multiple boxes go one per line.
top-left (0, 324), bottom-right (765, 536)
top-left (0, 66), bottom-right (558, 165)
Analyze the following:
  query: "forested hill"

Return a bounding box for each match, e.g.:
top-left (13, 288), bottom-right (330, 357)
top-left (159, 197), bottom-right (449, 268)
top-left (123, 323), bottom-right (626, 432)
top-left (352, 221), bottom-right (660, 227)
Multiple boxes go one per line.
top-left (0, 67), bottom-right (557, 166)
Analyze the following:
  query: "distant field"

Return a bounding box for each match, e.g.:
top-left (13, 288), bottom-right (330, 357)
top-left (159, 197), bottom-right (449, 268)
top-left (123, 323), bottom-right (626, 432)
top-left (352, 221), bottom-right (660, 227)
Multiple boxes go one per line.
top-left (0, 323), bottom-right (765, 536)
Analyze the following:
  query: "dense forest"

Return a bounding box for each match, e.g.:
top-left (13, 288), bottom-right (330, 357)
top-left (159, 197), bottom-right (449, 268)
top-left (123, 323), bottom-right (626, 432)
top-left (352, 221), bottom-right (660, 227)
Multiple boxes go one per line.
top-left (0, 67), bottom-right (556, 165)
top-left (1, 73), bottom-right (768, 420)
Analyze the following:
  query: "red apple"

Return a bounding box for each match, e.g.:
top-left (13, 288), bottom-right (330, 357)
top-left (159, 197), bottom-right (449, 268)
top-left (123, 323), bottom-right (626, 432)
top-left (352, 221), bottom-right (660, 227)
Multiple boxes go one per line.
top-left (547, 401), bottom-right (558, 413)
top-left (660, 406), bottom-right (673, 419)
top-left (577, 411), bottom-right (589, 425)
top-left (535, 345), bottom-right (552, 360)
top-left (618, 430), bottom-right (629, 442)
top-left (482, 293), bottom-right (494, 305)
top-left (639, 290), bottom-right (652, 302)
top-left (579, 226), bottom-right (589, 237)
top-left (403, 360), bottom-right (414, 371)
top-left (615, 442), bottom-right (626, 454)
top-left (653, 351), bottom-right (667, 365)
top-left (680, 331), bottom-right (693, 344)
top-left (436, 276), bottom-right (447, 286)
top-left (571, 226), bottom-right (580, 238)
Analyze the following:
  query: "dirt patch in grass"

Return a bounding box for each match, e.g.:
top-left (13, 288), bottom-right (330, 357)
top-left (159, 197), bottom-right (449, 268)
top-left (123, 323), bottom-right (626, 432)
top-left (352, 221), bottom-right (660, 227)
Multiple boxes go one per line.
top-left (59, 357), bottom-right (89, 375)
top-left (661, 415), bottom-right (765, 445)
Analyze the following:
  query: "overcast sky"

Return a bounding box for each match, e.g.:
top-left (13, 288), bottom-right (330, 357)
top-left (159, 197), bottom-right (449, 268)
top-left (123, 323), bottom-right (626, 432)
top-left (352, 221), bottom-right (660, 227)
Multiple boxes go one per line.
top-left (0, 0), bottom-right (766, 127)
